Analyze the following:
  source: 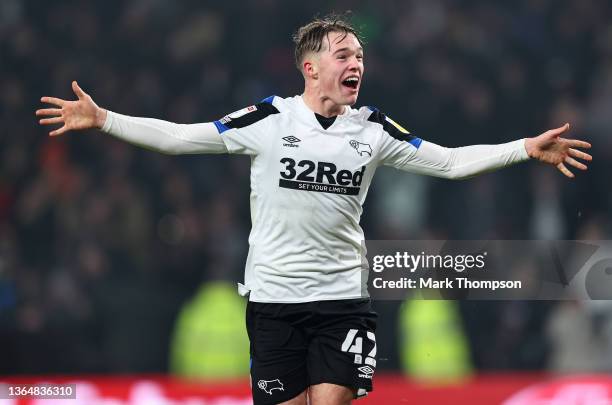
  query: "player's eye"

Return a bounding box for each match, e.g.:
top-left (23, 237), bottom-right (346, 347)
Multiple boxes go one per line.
top-left (337, 55), bottom-right (347, 60)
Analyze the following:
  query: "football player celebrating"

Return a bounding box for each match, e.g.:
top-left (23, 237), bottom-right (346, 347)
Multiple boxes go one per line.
top-left (37, 15), bottom-right (591, 405)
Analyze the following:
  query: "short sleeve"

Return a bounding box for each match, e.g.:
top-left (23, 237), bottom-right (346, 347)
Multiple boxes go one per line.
top-left (214, 99), bottom-right (280, 155)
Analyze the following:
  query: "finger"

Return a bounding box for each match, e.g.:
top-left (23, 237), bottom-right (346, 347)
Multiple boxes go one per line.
top-left (72, 80), bottom-right (86, 99)
top-left (568, 148), bottom-right (592, 161)
top-left (35, 108), bottom-right (62, 117)
top-left (49, 125), bottom-right (68, 137)
top-left (556, 162), bottom-right (574, 178)
top-left (565, 156), bottom-right (587, 171)
top-left (41, 96), bottom-right (66, 107)
top-left (566, 139), bottom-right (591, 149)
top-left (39, 117), bottom-right (64, 125)
top-left (546, 123), bottom-right (570, 138)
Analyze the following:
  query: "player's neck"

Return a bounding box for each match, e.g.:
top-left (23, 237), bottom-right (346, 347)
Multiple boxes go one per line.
top-left (302, 89), bottom-right (346, 118)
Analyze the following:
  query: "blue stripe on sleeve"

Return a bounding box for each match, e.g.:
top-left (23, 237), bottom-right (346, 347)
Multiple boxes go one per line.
top-left (214, 120), bottom-right (230, 134)
top-left (409, 137), bottom-right (423, 149)
top-left (261, 95), bottom-right (276, 104)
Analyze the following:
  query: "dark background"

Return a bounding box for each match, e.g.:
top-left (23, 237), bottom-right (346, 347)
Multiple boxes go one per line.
top-left (1, 0), bottom-right (611, 375)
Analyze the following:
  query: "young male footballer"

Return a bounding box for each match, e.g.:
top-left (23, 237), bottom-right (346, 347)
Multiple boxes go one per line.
top-left (37, 15), bottom-right (591, 405)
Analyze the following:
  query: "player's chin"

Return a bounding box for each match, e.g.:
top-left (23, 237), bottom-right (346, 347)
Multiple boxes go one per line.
top-left (341, 90), bottom-right (359, 105)
top-left (336, 85), bottom-right (360, 105)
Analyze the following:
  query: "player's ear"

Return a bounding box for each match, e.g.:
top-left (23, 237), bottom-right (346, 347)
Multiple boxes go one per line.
top-left (303, 59), bottom-right (318, 80)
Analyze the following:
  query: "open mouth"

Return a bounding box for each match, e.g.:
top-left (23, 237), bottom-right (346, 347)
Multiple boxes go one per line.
top-left (342, 76), bottom-right (359, 90)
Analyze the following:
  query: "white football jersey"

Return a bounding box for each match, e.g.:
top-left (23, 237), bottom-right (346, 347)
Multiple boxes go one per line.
top-left (103, 94), bottom-right (528, 303)
top-left (216, 95), bottom-right (425, 303)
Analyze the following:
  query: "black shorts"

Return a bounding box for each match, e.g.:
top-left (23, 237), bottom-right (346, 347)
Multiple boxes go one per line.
top-left (246, 298), bottom-right (377, 405)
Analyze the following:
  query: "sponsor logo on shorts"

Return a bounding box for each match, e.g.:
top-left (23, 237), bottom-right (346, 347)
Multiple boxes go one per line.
top-left (257, 379), bottom-right (284, 395)
top-left (357, 365), bottom-right (375, 379)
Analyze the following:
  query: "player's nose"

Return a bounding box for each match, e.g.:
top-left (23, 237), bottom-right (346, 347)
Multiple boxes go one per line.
top-left (348, 61), bottom-right (360, 72)
top-left (348, 57), bottom-right (362, 72)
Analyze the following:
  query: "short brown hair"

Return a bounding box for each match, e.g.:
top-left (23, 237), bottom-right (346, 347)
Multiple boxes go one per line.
top-left (293, 13), bottom-right (363, 71)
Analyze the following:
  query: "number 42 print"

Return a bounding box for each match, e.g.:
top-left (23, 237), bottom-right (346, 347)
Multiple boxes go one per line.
top-left (341, 329), bottom-right (376, 367)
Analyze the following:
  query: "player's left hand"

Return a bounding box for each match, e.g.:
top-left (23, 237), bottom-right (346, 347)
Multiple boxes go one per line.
top-left (525, 123), bottom-right (592, 178)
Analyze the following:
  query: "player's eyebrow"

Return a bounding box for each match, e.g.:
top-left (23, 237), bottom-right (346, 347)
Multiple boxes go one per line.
top-left (333, 47), bottom-right (363, 54)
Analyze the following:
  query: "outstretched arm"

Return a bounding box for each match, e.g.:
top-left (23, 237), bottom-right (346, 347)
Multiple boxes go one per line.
top-left (384, 124), bottom-right (591, 179)
top-left (36, 81), bottom-right (226, 155)
top-left (403, 138), bottom-right (529, 180)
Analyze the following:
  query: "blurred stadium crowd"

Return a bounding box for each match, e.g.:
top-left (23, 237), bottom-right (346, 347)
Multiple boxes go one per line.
top-left (1, 0), bottom-right (612, 376)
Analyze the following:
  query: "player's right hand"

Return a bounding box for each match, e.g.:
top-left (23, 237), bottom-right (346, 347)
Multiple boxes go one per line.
top-left (36, 81), bottom-right (107, 136)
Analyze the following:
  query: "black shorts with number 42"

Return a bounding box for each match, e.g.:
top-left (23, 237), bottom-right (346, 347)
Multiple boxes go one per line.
top-left (246, 298), bottom-right (377, 405)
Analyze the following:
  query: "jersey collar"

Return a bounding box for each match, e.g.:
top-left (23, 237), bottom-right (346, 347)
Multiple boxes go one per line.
top-left (297, 95), bottom-right (350, 130)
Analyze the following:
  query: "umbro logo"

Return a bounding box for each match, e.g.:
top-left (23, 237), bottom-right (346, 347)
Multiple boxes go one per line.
top-left (357, 365), bottom-right (374, 379)
top-left (283, 136), bottom-right (301, 143)
top-left (282, 136), bottom-right (301, 148)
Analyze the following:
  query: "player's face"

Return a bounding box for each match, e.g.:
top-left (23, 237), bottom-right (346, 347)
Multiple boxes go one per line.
top-left (317, 32), bottom-right (364, 106)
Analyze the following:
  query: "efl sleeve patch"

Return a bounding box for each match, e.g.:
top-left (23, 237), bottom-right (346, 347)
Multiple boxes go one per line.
top-left (214, 102), bottom-right (279, 134)
top-left (223, 105), bottom-right (258, 122)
